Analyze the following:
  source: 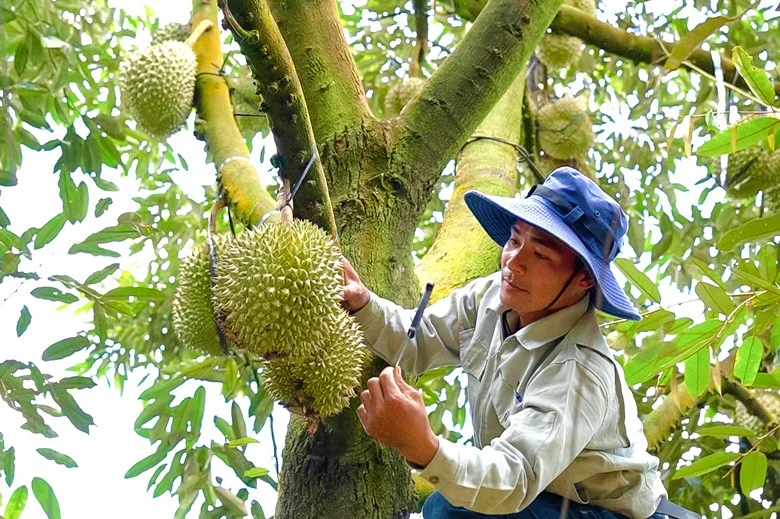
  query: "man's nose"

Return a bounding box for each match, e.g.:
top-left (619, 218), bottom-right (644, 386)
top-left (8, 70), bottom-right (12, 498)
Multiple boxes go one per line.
top-left (506, 246), bottom-right (528, 274)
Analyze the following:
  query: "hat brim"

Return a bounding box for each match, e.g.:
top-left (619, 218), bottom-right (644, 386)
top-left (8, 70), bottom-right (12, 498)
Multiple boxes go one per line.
top-left (464, 190), bottom-right (641, 321)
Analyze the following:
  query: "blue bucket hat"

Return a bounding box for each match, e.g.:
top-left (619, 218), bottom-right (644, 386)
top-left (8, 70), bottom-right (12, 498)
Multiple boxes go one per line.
top-left (464, 167), bottom-right (641, 321)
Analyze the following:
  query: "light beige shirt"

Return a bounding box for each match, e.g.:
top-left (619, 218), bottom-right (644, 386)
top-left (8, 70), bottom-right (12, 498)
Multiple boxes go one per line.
top-left (353, 272), bottom-right (667, 518)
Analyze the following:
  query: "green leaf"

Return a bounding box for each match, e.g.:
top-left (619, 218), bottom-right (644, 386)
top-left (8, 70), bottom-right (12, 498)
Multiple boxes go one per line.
top-left (36, 448), bottom-right (78, 468)
top-left (740, 451), bottom-right (768, 493)
top-left (0, 205), bottom-right (10, 227)
top-left (696, 116), bottom-right (780, 157)
top-left (732, 47), bottom-right (776, 106)
top-left (689, 257), bottom-right (728, 291)
top-left (731, 268), bottom-right (780, 294)
top-left (16, 306), bottom-right (31, 337)
top-left (227, 438), bottom-right (259, 448)
top-left (243, 467), bottom-right (269, 478)
top-left (231, 401), bottom-right (248, 440)
top-left (50, 385), bottom-right (94, 433)
top-left (672, 451), bottom-right (740, 480)
top-left (684, 346), bottom-right (710, 397)
top-left (58, 171), bottom-right (87, 224)
top-left (214, 486), bottom-right (248, 517)
top-left (4, 486), bottom-right (28, 519)
top-left (125, 448), bottom-right (169, 479)
top-left (31, 287), bottom-right (78, 304)
top-left (34, 214), bottom-right (66, 249)
top-left (751, 369), bottom-right (780, 389)
top-left (718, 213), bottom-right (780, 251)
top-left (92, 177), bottom-right (119, 192)
top-left (665, 14), bottom-right (737, 71)
top-left (42, 336), bottom-right (91, 361)
top-left (14, 36), bottom-right (29, 76)
top-left (1, 252), bottom-right (20, 277)
top-left (68, 223), bottom-right (141, 257)
top-left (613, 258), bottom-right (661, 303)
top-left (31, 477), bottom-right (60, 519)
top-left (215, 417), bottom-right (235, 441)
top-left (734, 336), bottom-right (763, 385)
top-left (103, 286), bottom-right (166, 302)
top-left (84, 263), bottom-right (120, 285)
top-left (57, 376), bottom-right (96, 390)
top-left (94, 197), bottom-right (112, 217)
top-left (697, 424), bottom-right (756, 438)
top-left (251, 500), bottom-right (266, 519)
top-left (695, 281), bottom-right (735, 315)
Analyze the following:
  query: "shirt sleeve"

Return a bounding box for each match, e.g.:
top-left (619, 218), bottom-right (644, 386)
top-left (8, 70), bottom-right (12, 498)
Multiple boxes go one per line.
top-left (418, 358), bottom-right (609, 514)
top-left (351, 275), bottom-right (494, 374)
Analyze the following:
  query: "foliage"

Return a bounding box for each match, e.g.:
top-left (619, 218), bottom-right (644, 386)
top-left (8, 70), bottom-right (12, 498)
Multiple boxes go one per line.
top-left (1, 0), bottom-right (780, 517)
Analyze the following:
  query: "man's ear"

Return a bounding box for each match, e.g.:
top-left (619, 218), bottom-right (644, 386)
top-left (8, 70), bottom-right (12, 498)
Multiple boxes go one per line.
top-left (578, 267), bottom-right (595, 291)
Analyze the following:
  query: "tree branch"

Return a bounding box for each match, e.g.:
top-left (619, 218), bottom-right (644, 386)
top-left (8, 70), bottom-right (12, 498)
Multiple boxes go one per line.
top-left (414, 69), bottom-right (526, 297)
top-left (221, 0), bottom-right (338, 237)
top-left (190, 0), bottom-right (276, 225)
top-left (267, 0), bottom-right (372, 140)
top-left (409, 0), bottom-right (429, 78)
top-left (723, 378), bottom-right (779, 427)
top-left (391, 0), bottom-right (563, 189)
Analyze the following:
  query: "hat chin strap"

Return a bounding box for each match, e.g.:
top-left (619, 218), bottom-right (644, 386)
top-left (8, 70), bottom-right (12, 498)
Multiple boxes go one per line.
top-left (541, 261), bottom-right (582, 312)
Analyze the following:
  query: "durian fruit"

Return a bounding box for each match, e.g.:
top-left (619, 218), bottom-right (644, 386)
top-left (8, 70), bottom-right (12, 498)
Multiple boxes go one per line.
top-left (537, 97), bottom-right (594, 160)
top-left (385, 77), bottom-right (427, 117)
top-left (263, 357), bottom-right (304, 406)
top-left (537, 34), bottom-right (583, 70)
top-left (119, 40), bottom-right (197, 139)
top-left (537, 0), bottom-right (595, 70)
top-left (724, 148), bottom-right (779, 199)
top-left (213, 220), bottom-right (343, 357)
top-left (172, 237), bottom-right (232, 356)
top-left (151, 23), bottom-right (191, 45)
top-left (734, 390), bottom-right (780, 453)
top-left (292, 312), bottom-right (369, 417)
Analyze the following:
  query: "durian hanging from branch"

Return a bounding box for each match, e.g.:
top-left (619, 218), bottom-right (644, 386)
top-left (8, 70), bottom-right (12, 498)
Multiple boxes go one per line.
top-left (536, 0), bottom-right (596, 71)
top-left (119, 20), bottom-right (213, 140)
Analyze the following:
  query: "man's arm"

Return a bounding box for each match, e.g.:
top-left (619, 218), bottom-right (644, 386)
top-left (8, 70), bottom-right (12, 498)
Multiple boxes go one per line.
top-left (341, 257), bottom-right (494, 374)
top-left (418, 359), bottom-right (609, 514)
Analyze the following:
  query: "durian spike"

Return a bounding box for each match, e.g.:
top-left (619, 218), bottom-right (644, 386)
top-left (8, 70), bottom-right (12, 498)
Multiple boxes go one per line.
top-left (277, 179), bottom-right (293, 223)
top-left (184, 19), bottom-right (214, 48)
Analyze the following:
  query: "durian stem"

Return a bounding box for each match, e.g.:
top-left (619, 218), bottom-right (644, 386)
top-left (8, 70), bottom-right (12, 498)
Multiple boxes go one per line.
top-left (184, 19), bottom-right (214, 48)
top-left (409, 0), bottom-right (429, 78)
top-left (391, 0), bottom-right (563, 194)
top-left (277, 179), bottom-right (293, 223)
top-left (723, 378), bottom-right (780, 427)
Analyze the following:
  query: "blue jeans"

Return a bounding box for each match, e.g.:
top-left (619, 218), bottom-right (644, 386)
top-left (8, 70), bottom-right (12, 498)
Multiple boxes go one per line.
top-left (422, 491), bottom-right (666, 518)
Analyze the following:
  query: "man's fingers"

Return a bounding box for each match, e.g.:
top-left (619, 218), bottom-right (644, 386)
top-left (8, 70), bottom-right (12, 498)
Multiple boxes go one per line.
top-left (367, 377), bottom-right (384, 403)
top-left (360, 389), bottom-right (373, 409)
top-left (356, 404), bottom-right (369, 428)
top-left (378, 367), bottom-right (402, 399)
top-left (394, 366), bottom-right (417, 396)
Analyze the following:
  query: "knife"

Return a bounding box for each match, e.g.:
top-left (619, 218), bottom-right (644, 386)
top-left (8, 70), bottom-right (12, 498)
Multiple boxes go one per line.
top-left (394, 281), bottom-right (434, 367)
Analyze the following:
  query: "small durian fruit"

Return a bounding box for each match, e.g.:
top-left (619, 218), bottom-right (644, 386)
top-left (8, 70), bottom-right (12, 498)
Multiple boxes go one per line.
top-left (565, 0), bottom-right (597, 14)
top-left (262, 357), bottom-right (304, 406)
top-left (119, 40), bottom-right (197, 139)
top-left (385, 77), bottom-right (427, 116)
top-left (537, 97), bottom-right (594, 160)
top-left (172, 237), bottom-right (232, 356)
top-left (213, 220), bottom-right (343, 357)
top-left (151, 23), bottom-right (191, 45)
top-left (537, 34), bottom-right (583, 70)
top-left (725, 148), bottom-right (777, 199)
top-left (294, 311), bottom-right (370, 417)
top-left (734, 390), bottom-right (780, 453)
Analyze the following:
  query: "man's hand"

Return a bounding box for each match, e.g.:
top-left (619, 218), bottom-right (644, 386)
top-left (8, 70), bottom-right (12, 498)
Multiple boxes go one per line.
top-left (357, 366), bottom-right (439, 468)
top-left (340, 256), bottom-right (370, 313)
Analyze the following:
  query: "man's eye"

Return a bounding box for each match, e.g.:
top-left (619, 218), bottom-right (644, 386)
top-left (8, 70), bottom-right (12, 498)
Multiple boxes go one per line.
top-left (534, 252), bottom-right (549, 260)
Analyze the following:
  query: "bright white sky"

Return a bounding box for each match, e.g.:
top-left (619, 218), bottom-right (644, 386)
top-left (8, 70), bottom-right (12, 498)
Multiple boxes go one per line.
top-left (2, 0), bottom-right (776, 517)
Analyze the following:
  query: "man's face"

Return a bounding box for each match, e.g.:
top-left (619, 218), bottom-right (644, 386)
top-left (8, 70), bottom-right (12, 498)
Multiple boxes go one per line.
top-left (500, 221), bottom-right (592, 324)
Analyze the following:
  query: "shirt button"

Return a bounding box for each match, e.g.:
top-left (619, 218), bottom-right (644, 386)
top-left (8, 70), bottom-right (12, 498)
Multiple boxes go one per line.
top-left (428, 476), bottom-right (439, 484)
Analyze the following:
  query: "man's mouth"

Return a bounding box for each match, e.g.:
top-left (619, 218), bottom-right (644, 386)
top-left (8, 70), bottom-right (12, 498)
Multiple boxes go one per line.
top-left (502, 274), bottom-right (526, 291)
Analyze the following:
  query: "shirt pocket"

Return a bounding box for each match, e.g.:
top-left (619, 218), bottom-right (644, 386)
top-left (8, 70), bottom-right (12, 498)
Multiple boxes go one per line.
top-left (459, 329), bottom-right (487, 381)
top-left (490, 378), bottom-right (523, 428)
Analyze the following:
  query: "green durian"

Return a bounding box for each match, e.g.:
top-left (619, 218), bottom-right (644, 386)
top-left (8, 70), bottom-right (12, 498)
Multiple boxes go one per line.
top-left (262, 357), bottom-right (304, 406)
top-left (213, 220), bottom-right (343, 357)
top-left (385, 77), bottom-right (426, 116)
top-left (293, 311), bottom-right (369, 417)
top-left (537, 34), bottom-right (583, 70)
top-left (172, 237), bottom-right (232, 356)
top-left (537, 97), bottom-right (594, 160)
top-left (734, 390), bottom-right (780, 453)
top-left (151, 23), bottom-right (191, 45)
top-left (724, 148), bottom-right (764, 198)
top-left (119, 41), bottom-right (197, 139)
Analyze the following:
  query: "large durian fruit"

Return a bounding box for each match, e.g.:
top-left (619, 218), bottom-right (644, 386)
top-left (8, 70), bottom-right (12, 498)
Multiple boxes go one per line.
top-left (172, 237), bottom-right (233, 356)
top-left (536, 0), bottom-right (597, 70)
top-left (213, 220), bottom-right (369, 418)
top-left (733, 390), bottom-right (780, 453)
top-left (724, 147), bottom-right (780, 199)
top-left (537, 96), bottom-right (594, 160)
top-left (151, 23), bottom-right (191, 45)
top-left (385, 77), bottom-right (427, 116)
top-left (119, 40), bottom-right (197, 139)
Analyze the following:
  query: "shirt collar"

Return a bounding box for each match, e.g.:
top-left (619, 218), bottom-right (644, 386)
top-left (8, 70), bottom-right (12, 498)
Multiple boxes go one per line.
top-left (494, 294), bottom-right (591, 350)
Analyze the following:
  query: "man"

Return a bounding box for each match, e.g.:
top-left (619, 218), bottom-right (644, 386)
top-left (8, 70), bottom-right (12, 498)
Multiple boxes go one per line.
top-left (340, 168), bottom-right (687, 518)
